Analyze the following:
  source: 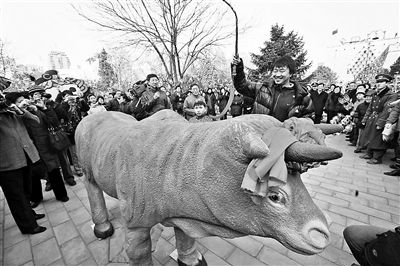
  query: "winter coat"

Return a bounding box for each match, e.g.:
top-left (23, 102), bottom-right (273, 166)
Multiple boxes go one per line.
top-left (230, 94), bottom-right (243, 117)
top-left (325, 92), bottom-right (344, 112)
top-left (24, 108), bottom-right (61, 172)
top-left (105, 98), bottom-right (120, 111)
top-left (204, 93), bottom-right (217, 115)
top-left (188, 115), bottom-right (214, 123)
top-left (233, 61), bottom-right (313, 122)
top-left (218, 92), bottom-right (230, 113)
top-left (0, 110), bottom-right (40, 171)
top-left (119, 101), bottom-right (135, 115)
top-left (131, 85), bottom-right (171, 120)
top-left (170, 92), bottom-right (186, 113)
top-left (386, 101), bottom-right (400, 132)
top-left (354, 101), bottom-right (369, 128)
top-left (310, 91), bottom-right (328, 116)
top-left (359, 87), bottom-right (398, 150)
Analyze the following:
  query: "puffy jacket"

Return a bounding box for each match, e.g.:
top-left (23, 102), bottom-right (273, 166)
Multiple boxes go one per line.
top-left (131, 84), bottom-right (171, 120)
top-left (233, 60), bottom-right (313, 122)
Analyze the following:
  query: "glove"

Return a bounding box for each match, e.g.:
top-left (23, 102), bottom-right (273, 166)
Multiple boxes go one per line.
top-left (231, 57), bottom-right (244, 74)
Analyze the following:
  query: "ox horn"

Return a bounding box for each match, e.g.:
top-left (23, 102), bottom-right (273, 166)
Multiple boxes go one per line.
top-left (313, 124), bottom-right (344, 135)
top-left (285, 142), bottom-right (342, 162)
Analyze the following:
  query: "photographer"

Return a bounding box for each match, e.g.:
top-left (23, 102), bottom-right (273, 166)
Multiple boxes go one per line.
top-left (131, 74), bottom-right (171, 120)
top-left (55, 90), bottom-right (89, 178)
top-left (0, 92), bottom-right (46, 235)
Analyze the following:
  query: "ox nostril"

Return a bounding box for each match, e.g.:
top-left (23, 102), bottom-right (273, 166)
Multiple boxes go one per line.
top-left (303, 220), bottom-right (330, 250)
top-left (309, 228), bottom-right (329, 249)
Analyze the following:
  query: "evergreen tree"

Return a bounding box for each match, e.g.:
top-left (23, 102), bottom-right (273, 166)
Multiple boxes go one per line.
top-left (307, 65), bottom-right (338, 85)
top-left (98, 48), bottom-right (117, 90)
top-left (389, 56), bottom-right (400, 76)
top-left (250, 24), bottom-right (311, 80)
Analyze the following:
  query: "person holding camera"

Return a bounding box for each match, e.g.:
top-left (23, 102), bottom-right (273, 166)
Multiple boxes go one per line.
top-left (131, 74), bottom-right (171, 120)
top-left (0, 92), bottom-right (47, 235)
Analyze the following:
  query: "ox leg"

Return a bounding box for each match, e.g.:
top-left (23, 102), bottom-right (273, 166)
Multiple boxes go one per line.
top-left (125, 227), bottom-right (153, 266)
top-left (174, 227), bottom-right (207, 266)
top-left (83, 174), bottom-right (114, 239)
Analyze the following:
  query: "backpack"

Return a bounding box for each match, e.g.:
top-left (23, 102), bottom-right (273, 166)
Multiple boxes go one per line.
top-left (364, 226), bottom-right (400, 266)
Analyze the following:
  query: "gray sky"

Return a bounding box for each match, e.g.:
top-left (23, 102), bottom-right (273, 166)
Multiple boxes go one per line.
top-left (1, 0), bottom-right (399, 81)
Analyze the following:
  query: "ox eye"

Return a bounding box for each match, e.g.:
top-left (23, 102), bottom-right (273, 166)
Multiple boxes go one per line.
top-left (267, 191), bottom-right (286, 205)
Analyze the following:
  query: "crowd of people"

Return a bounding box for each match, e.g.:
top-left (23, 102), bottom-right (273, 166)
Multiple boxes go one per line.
top-left (0, 54), bottom-right (399, 265)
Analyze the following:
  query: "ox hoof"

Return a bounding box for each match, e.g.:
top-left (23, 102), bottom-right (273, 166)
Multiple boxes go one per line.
top-left (178, 255), bottom-right (207, 266)
top-left (94, 222), bottom-right (114, 239)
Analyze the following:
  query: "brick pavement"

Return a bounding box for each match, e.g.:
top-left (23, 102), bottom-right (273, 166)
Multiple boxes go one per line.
top-left (0, 133), bottom-right (399, 266)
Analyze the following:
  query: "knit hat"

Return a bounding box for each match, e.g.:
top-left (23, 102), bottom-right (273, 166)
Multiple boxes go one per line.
top-left (146, 74), bottom-right (158, 81)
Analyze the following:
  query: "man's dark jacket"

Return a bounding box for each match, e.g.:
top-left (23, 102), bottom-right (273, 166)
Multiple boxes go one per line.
top-left (233, 60), bottom-right (313, 122)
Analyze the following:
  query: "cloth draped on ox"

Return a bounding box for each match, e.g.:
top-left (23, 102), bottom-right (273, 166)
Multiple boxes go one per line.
top-left (241, 127), bottom-right (298, 199)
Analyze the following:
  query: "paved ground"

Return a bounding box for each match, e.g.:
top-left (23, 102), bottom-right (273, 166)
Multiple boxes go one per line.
top-left (1, 133), bottom-right (399, 266)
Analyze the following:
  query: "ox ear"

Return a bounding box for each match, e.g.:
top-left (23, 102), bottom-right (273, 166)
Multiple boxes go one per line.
top-left (313, 124), bottom-right (344, 135)
top-left (242, 132), bottom-right (270, 158)
top-left (285, 142), bottom-right (342, 162)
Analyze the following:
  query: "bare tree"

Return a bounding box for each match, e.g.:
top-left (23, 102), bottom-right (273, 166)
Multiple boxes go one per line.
top-left (0, 39), bottom-right (14, 77)
top-left (109, 48), bottom-right (139, 90)
top-left (188, 47), bottom-right (230, 88)
top-left (74, 0), bottom-right (234, 84)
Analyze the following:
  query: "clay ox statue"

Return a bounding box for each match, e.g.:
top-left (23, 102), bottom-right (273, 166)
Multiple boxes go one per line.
top-left (75, 110), bottom-right (343, 266)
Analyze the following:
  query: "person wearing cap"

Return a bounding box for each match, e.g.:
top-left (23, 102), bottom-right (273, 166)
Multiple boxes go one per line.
top-left (359, 74), bottom-right (398, 164)
top-left (231, 55), bottom-right (313, 122)
top-left (131, 74), bottom-right (171, 120)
